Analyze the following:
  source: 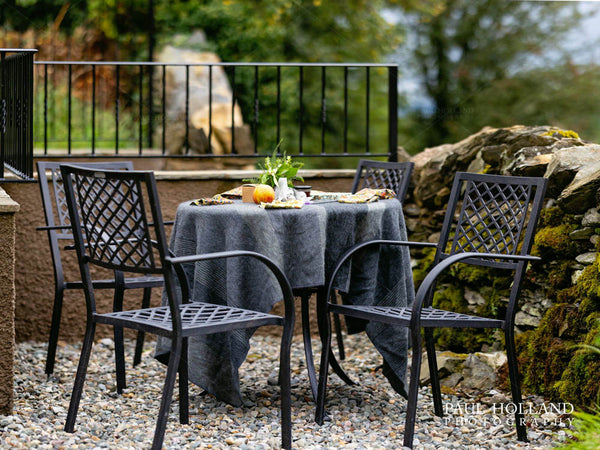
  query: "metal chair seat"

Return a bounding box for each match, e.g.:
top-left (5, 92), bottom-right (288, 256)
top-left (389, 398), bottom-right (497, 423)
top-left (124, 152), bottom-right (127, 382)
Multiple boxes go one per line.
top-left (329, 304), bottom-right (504, 328)
top-left (96, 302), bottom-right (284, 337)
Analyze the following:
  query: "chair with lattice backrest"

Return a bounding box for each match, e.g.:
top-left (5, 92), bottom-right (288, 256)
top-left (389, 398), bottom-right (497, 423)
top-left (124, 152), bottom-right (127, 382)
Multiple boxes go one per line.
top-left (315, 172), bottom-right (547, 448)
top-left (351, 159), bottom-right (414, 200)
top-left (59, 165), bottom-right (294, 449)
top-left (37, 161), bottom-right (165, 392)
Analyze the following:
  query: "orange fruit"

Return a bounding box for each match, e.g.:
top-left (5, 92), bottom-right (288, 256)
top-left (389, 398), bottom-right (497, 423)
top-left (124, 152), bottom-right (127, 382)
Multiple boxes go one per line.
top-left (253, 184), bottom-right (275, 204)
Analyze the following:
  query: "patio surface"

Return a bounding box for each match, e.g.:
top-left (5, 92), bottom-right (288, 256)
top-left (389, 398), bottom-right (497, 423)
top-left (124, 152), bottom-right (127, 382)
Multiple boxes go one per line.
top-left (1, 334), bottom-right (564, 448)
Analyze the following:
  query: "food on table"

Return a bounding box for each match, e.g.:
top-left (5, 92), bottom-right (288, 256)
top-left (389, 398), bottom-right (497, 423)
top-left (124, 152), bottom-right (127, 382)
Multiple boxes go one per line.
top-left (253, 184), bottom-right (276, 204)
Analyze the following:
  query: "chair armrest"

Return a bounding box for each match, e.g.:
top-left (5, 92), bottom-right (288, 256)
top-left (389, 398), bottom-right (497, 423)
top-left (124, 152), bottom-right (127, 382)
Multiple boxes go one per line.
top-left (410, 252), bottom-right (540, 324)
top-left (322, 239), bottom-right (438, 311)
top-left (148, 221), bottom-right (174, 227)
top-left (36, 224), bottom-right (71, 231)
top-left (166, 251), bottom-right (295, 320)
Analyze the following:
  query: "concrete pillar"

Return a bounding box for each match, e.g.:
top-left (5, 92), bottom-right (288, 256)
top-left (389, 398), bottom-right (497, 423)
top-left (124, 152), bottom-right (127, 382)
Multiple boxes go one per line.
top-left (0, 187), bottom-right (19, 414)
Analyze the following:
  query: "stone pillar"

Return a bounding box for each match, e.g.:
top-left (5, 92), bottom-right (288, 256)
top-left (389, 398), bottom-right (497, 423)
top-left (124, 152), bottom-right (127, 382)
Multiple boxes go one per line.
top-left (0, 187), bottom-right (19, 414)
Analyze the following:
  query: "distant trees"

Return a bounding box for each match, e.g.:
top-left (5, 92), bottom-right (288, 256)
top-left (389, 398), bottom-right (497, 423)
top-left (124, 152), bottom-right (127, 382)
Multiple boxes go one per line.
top-left (399, 0), bottom-right (586, 151)
top-left (2, 0), bottom-right (596, 155)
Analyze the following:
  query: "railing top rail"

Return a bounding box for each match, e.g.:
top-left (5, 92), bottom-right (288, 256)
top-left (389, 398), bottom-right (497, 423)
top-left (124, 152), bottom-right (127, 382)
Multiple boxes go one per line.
top-left (0, 48), bottom-right (38, 53)
top-left (35, 60), bottom-right (397, 68)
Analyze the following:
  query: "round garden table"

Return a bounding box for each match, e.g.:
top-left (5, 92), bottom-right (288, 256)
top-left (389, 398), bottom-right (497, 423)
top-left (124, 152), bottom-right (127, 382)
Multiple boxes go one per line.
top-left (156, 198), bottom-right (414, 406)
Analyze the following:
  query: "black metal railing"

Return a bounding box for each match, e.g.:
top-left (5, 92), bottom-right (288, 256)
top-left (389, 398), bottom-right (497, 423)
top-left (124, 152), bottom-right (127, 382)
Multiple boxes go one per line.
top-left (0, 49), bottom-right (37, 181)
top-left (33, 61), bottom-right (398, 165)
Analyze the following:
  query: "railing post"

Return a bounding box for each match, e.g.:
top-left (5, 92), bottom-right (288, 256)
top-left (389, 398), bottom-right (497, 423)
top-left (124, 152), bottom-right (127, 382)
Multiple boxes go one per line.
top-left (388, 65), bottom-right (398, 162)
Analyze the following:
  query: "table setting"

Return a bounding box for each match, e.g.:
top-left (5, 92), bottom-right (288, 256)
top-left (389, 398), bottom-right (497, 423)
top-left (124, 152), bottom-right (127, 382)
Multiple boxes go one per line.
top-left (156, 154), bottom-right (415, 406)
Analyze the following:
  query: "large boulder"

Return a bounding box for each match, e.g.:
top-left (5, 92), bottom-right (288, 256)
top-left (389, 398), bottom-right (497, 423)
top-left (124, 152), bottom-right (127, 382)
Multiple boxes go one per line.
top-left (155, 33), bottom-right (254, 168)
top-left (557, 163), bottom-right (600, 214)
top-left (411, 125), bottom-right (585, 208)
top-left (544, 145), bottom-right (600, 199)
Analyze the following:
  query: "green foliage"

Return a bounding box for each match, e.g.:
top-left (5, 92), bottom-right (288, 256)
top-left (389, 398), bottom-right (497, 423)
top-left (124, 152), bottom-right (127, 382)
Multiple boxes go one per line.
top-left (399, 0), bottom-right (584, 152)
top-left (3, 1), bottom-right (88, 33)
top-left (244, 150), bottom-right (304, 188)
top-left (558, 335), bottom-right (600, 449)
top-left (560, 410), bottom-right (600, 449)
top-left (456, 65), bottom-right (600, 147)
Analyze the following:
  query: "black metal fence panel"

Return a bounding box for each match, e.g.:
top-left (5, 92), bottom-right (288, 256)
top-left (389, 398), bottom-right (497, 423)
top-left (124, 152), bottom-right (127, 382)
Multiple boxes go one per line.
top-left (0, 49), bottom-right (37, 181)
top-left (33, 62), bottom-right (398, 165)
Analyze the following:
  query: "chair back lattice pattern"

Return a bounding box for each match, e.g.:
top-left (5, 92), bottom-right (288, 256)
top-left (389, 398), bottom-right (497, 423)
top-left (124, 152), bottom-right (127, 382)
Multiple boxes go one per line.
top-left (439, 172), bottom-right (547, 268)
top-left (62, 166), bottom-right (162, 273)
top-left (37, 161), bottom-right (134, 241)
top-left (352, 160), bottom-right (414, 201)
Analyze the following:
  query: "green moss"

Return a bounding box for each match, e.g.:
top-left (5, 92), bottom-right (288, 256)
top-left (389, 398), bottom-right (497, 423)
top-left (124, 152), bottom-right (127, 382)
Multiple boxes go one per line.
top-left (532, 223), bottom-right (579, 259)
top-left (540, 207), bottom-right (566, 228)
top-left (540, 129), bottom-right (580, 139)
top-left (523, 303), bottom-right (578, 395)
top-left (557, 350), bottom-right (600, 408)
top-left (520, 254), bottom-right (600, 407)
top-left (412, 247), bottom-right (436, 288)
top-left (547, 261), bottom-right (574, 291)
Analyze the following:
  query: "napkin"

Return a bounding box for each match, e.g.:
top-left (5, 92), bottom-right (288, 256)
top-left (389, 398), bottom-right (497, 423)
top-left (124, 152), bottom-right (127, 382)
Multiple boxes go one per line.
top-left (337, 188), bottom-right (396, 204)
top-left (259, 199), bottom-right (304, 209)
top-left (190, 194), bottom-right (234, 206)
top-left (311, 191), bottom-right (348, 201)
top-left (218, 186), bottom-right (244, 198)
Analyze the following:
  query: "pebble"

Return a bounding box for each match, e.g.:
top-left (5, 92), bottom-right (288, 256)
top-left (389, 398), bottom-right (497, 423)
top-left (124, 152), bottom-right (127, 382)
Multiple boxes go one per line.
top-left (1, 335), bottom-right (567, 448)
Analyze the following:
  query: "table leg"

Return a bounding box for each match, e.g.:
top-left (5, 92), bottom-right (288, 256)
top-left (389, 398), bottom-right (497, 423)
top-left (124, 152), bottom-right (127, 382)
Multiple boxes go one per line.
top-left (316, 288), bottom-right (356, 387)
top-left (300, 293), bottom-right (319, 400)
top-left (301, 289), bottom-right (356, 402)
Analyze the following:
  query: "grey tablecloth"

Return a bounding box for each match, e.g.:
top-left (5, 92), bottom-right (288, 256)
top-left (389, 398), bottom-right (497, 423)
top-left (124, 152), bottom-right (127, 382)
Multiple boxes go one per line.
top-left (156, 199), bottom-right (414, 405)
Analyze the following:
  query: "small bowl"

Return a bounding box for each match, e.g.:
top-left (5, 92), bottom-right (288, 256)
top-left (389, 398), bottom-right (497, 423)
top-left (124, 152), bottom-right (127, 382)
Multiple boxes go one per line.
top-left (295, 185), bottom-right (312, 197)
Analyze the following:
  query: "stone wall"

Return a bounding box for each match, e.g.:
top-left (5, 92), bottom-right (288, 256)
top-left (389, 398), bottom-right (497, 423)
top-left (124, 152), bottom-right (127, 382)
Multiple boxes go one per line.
top-left (0, 188), bottom-right (19, 415)
top-left (403, 125), bottom-right (600, 404)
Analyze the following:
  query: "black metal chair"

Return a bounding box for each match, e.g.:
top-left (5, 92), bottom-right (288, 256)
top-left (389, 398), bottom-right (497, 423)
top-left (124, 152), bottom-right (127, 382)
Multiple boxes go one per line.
top-left (315, 172), bottom-right (547, 448)
top-left (331, 159), bottom-right (415, 360)
top-left (351, 159), bottom-right (414, 201)
top-left (59, 165), bottom-right (294, 449)
top-left (37, 161), bottom-right (164, 393)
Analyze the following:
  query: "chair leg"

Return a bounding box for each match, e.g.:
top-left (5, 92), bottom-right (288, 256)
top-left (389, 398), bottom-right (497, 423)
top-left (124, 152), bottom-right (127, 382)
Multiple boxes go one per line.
top-left (280, 319), bottom-right (294, 449)
top-left (315, 307), bottom-right (333, 426)
top-left (65, 322), bottom-right (96, 433)
top-left (505, 328), bottom-right (528, 442)
top-left (152, 337), bottom-right (182, 450)
top-left (424, 328), bottom-right (443, 417)
top-left (178, 337), bottom-right (189, 425)
top-left (46, 285), bottom-right (65, 376)
top-left (403, 328), bottom-right (423, 449)
top-left (330, 292), bottom-right (346, 361)
top-left (113, 281), bottom-right (127, 394)
top-left (133, 287), bottom-right (152, 367)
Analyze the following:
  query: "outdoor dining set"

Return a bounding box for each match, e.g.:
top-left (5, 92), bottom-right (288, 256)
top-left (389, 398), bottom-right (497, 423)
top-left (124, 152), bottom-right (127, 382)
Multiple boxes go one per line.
top-left (36, 159), bottom-right (547, 449)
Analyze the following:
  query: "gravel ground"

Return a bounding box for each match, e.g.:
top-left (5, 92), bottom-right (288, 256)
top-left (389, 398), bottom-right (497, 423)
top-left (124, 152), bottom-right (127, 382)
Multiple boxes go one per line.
top-left (1, 334), bottom-right (568, 449)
